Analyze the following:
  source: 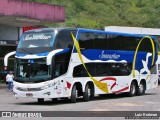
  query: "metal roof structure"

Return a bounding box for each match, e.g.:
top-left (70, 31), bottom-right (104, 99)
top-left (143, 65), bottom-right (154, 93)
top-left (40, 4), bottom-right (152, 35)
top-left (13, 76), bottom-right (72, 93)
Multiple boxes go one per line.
top-left (105, 26), bottom-right (160, 36)
top-left (0, 0), bottom-right (65, 27)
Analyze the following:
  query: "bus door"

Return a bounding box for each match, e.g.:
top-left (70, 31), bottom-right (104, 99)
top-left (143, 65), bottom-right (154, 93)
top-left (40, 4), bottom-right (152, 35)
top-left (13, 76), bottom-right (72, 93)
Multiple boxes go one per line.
top-left (150, 65), bottom-right (158, 89)
top-left (51, 49), bottom-right (72, 97)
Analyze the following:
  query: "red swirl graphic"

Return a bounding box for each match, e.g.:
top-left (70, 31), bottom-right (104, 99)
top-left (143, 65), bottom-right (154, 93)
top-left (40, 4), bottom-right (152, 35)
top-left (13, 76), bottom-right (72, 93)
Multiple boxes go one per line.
top-left (99, 77), bottom-right (129, 94)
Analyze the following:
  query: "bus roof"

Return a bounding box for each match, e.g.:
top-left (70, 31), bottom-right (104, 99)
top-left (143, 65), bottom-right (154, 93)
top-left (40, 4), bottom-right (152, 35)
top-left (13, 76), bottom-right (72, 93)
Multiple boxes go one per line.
top-left (24, 27), bottom-right (156, 39)
top-left (78, 28), bottom-right (156, 38)
top-left (24, 27), bottom-right (78, 33)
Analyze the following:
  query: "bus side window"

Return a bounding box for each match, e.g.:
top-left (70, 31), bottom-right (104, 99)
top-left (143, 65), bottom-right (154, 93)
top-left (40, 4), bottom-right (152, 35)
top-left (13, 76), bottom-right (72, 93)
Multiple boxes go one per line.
top-left (53, 50), bottom-right (72, 78)
top-left (55, 30), bottom-right (74, 49)
top-left (79, 32), bottom-right (94, 50)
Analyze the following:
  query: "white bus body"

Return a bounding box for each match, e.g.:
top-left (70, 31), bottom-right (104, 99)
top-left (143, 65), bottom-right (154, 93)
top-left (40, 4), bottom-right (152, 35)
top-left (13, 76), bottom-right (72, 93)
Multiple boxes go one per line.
top-left (10, 28), bottom-right (158, 103)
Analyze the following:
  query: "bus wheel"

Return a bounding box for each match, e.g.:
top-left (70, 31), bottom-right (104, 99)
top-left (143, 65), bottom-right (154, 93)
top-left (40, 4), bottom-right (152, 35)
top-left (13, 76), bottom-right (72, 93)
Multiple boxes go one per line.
top-left (83, 84), bottom-right (94, 101)
top-left (137, 81), bottom-right (146, 96)
top-left (70, 85), bottom-right (77, 103)
top-left (128, 82), bottom-right (137, 97)
top-left (37, 98), bottom-right (44, 103)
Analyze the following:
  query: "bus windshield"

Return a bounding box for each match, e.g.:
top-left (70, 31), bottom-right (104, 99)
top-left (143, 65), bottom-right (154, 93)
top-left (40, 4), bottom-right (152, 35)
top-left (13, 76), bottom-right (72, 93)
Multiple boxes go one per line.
top-left (15, 58), bottom-right (51, 83)
top-left (18, 32), bottom-right (55, 48)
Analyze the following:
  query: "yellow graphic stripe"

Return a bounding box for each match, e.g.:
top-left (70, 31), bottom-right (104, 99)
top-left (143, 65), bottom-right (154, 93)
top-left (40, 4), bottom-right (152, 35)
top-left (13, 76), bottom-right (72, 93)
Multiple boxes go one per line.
top-left (71, 33), bottom-right (108, 93)
top-left (132, 36), bottom-right (155, 78)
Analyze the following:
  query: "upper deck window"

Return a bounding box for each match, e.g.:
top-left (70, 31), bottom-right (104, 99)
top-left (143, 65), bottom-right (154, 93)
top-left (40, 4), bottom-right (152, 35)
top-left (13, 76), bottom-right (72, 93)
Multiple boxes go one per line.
top-left (18, 32), bottom-right (55, 48)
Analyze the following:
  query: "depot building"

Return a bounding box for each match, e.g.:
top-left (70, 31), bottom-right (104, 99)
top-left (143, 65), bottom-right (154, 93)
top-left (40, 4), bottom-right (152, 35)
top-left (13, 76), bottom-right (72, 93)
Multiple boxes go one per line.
top-left (0, 0), bottom-right (65, 71)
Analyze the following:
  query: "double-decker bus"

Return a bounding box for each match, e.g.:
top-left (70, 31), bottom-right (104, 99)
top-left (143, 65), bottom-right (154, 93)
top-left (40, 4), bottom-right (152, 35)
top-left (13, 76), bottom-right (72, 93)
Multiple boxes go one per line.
top-left (6, 28), bottom-right (158, 103)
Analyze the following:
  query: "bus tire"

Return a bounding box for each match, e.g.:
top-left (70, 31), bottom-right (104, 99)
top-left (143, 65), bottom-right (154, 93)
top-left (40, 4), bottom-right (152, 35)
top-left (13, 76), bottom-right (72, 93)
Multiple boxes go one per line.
top-left (137, 81), bottom-right (146, 96)
top-left (83, 84), bottom-right (90, 101)
top-left (83, 83), bottom-right (94, 101)
top-left (128, 82), bottom-right (137, 97)
top-left (70, 85), bottom-right (77, 103)
top-left (37, 98), bottom-right (44, 103)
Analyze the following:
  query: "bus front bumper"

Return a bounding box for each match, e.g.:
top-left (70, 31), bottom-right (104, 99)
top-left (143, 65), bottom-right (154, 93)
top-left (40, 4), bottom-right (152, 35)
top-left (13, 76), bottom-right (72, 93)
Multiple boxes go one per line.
top-left (13, 88), bottom-right (53, 99)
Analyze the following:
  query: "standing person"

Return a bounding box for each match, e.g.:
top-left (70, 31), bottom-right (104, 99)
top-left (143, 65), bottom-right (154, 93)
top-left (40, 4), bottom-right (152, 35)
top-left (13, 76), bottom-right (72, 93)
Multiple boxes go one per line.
top-left (6, 71), bottom-right (14, 91)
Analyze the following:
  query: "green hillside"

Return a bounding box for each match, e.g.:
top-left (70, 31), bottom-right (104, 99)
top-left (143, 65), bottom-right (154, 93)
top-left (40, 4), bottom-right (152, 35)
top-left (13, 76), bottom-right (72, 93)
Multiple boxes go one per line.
top-left (27, 0), bottom-right (160, 29)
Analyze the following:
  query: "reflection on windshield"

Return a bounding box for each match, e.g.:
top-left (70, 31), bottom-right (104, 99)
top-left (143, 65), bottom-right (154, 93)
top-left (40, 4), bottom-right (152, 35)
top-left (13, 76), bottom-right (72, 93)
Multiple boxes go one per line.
top-left (15, 58), bottom-right (51, 82)
top-left (18, 32), bottom-right (55, 48)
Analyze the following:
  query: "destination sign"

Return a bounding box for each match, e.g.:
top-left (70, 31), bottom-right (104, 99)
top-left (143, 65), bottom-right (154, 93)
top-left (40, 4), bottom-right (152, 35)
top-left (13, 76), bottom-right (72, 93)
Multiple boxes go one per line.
top-left (24, 35), bottom-right (52, 41)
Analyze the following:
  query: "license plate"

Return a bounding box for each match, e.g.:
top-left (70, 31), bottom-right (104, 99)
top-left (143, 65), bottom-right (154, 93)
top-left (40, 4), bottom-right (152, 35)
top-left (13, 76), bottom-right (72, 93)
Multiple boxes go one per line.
top-left (26, 93), bottom-right (33, 97)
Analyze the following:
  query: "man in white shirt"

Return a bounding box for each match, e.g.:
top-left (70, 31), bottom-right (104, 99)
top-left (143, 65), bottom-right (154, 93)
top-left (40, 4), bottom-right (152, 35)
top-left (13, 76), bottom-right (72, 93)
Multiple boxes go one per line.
top-left (6, 71), bottom-right (14, 91)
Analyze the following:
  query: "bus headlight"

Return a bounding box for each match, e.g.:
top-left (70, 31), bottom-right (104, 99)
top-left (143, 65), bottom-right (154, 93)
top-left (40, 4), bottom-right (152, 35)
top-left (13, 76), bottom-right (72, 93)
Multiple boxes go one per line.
top-left (41, 83), bottom-right (54, 90)
top-left (41, 85), bottom-right (49, 90)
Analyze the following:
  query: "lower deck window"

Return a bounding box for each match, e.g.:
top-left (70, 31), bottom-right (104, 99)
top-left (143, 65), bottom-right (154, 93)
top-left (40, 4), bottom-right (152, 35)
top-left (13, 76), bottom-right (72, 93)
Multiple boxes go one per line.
top-left (73, 63), bottom-right (132, 77)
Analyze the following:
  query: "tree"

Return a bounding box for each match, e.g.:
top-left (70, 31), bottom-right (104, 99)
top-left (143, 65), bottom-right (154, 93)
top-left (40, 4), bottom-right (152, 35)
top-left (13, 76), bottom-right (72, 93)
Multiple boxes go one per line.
top-left (26, 0), bottom-right (160, 29)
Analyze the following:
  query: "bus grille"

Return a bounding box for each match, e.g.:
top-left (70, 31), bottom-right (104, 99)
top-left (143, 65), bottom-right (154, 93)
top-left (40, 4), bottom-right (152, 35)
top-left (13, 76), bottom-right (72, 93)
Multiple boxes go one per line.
top-left (17, 87), bottom-right (42, 91)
